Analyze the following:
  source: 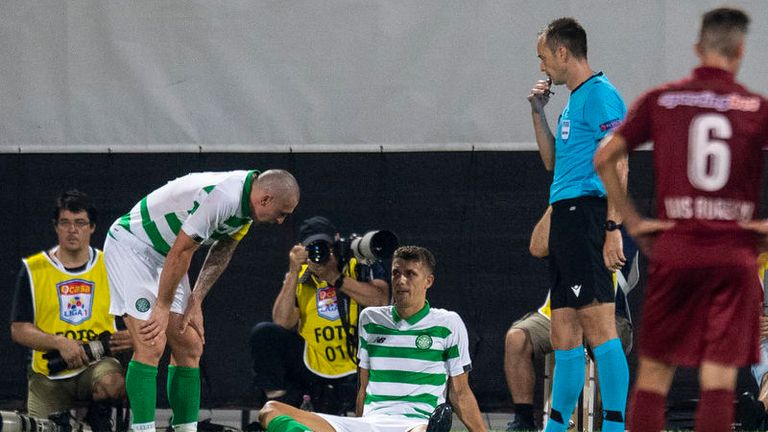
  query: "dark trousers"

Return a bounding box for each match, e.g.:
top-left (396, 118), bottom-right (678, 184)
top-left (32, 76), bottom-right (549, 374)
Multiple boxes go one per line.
top-left (249, 321), bottom-right (356, 414)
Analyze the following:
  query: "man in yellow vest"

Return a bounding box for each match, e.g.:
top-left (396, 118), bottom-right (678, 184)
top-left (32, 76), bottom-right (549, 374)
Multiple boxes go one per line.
top-left (250, 216), bottom-right (389, 413)
top-left (10, 190), bottom-right (132, 429)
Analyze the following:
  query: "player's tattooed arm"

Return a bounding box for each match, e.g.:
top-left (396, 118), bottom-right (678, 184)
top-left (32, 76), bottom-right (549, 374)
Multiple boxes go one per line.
top-left (178, 235), bottom-right (240, 340)
top-left (193, 235), bottom-right (240, 301)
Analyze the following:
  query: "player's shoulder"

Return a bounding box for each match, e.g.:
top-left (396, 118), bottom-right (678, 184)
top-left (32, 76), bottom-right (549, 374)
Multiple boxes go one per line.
top-left (360, 305), bottom-right (394, 323)
top-left (426, 307), bottom-right (465, 326)
top-left (196, 170), bottom-right (251, 203)
top-left (629, 80), bottom-right (681, 109)
top-left (733, 82), bottom-right (768, 113)
top-left (211, 170), bottom-right (251, 187)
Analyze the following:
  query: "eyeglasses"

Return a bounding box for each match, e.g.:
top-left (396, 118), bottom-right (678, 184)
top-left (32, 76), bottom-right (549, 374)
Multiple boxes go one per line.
top-left (56, 220), bottom-right (91, 229)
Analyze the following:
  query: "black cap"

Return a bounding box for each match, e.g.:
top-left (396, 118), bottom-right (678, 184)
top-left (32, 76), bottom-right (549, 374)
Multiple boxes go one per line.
top-left (299, 216), bottom-right (336, 246)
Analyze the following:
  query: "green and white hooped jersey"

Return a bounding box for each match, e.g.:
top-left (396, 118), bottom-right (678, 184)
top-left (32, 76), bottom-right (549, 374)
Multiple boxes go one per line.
top-left (358, 302), bottom-right (472, 420)
top-left (113, 170), bottom-right (258, 256)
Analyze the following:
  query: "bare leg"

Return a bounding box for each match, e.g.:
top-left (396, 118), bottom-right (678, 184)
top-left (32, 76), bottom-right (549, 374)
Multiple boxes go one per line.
top-left (259, 401), bottom-right (336, 432)
top-left (577, 302), bottom-right (617, 348)
top-left (123, 315), bottom-right (167, 366)
top-left (166, 312), bottom-right (204, 367)
top-left (550, 308), bottom-right (583, 350)
top-left (504, 328), bottom-right (535, 405)
top-left (635, 357), bottom-right (675, 395)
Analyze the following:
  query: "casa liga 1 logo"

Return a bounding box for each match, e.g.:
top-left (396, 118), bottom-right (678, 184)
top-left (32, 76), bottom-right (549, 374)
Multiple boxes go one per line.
top-left (316, 285), bottom-right (340, 321)
top-left (57, 279), bottom-right (94, 325)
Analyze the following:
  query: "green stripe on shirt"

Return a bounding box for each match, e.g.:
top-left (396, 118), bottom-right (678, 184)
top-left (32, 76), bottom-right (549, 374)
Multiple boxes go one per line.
top-left (117, 213), bottom-right (132, 233)
top-left (412, 407), bottom-right (434, 417)
top-left (445, 345), bottom-right (460, 360)
top-left (364, 344), bottom-right (445, 362)
top-left (164, 213), bottom-right (183, 236)
top-left (223, 215), bottom-right (251, 228)
top-left (365, 393), bottom-right (438, 408)
top-left (363, 323), bottom-right (452, 338)
top-left (368, 369), bottom-right (446, 386)
top-left (140, 197), bottom-right (171, 256)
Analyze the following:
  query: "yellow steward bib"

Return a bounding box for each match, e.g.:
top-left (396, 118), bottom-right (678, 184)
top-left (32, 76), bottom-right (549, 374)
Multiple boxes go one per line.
top-left (23, 249), bottom-right (115, 379)
top-left (296, 259), bottom-right (360, 378)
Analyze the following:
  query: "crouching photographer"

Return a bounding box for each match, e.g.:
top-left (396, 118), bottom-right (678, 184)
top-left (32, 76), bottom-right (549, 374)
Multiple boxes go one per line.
top-left (9, 190), bottom-right (132, 431)
top-left (250, 216), bottom-right (393, 414)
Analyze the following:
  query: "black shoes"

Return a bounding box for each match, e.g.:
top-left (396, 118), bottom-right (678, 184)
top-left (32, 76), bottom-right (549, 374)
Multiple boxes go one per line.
top-left (84, 402), bottom-right (114, 432)
top-left (737, 391), bottom-right (768, 431)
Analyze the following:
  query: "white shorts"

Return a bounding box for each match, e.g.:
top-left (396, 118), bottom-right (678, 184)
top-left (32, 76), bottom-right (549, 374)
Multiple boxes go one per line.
top-left (104, 223), bottom-right (191, 320)
top-left (315, 414), bottom-right (427, 432)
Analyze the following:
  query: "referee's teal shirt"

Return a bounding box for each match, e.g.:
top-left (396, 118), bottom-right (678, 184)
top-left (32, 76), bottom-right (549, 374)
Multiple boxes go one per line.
top-left (549, 72), bottom-right (626, 204)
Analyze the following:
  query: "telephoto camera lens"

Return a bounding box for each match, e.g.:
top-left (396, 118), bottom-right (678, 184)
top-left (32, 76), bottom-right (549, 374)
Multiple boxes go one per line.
top-left (0, 411), bottom-right (61, 432)
top-left (82, 331), bottom-right (112, 363)
top-left (44, 331), bottom-right (113, 375)
top-left (350, 230), bottom-right (399, 262)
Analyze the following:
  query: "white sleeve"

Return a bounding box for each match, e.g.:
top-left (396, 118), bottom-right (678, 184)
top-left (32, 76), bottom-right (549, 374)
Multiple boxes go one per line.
top-left (445, 312), bottom-right (472, 377)
top-left (180, 186), bottom-right (240, 242)
top-left (357, 310), bottom-right (371, 369)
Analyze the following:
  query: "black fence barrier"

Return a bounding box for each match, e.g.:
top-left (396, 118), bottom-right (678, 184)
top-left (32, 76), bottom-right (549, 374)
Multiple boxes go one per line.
top-left (0, 150), bottom-right (756, 413)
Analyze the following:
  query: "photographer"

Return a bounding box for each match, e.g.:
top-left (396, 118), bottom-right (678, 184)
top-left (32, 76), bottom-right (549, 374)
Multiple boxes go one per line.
top-left (9, 190), bottom-right (132, 430)
top-left (250, 216), bottom-right (389, 414)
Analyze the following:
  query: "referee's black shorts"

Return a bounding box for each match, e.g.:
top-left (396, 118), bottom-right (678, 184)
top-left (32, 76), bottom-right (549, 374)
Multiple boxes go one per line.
top-left (548, 196), bottom-right (614, 310)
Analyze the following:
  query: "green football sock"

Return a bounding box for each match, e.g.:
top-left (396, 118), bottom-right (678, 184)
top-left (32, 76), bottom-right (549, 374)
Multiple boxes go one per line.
top-left (126, 360), bottom-right (158, 424)
top-left (266, 415), bottom-right (312, 432)
top-left (167, 365), bottom-right (200, 426)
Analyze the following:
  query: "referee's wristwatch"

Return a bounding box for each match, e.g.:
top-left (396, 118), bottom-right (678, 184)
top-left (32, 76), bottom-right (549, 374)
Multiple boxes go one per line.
top-left (604, 220), bottom-right (623, 231)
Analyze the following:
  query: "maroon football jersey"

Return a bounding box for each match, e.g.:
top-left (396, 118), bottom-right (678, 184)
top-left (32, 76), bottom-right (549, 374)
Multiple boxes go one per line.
top-left (618, 66), bottom-right (768, 267)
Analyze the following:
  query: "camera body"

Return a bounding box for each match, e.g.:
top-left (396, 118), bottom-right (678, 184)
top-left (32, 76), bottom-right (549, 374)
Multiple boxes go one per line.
top-left (43, 331), bottom-right (113, 375)
top-left (306, 230), bottom-right (398, 268)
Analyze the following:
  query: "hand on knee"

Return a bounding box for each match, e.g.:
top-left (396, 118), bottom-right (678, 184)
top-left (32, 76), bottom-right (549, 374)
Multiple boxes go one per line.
top-left (133, 336), bottom-right (167, 365)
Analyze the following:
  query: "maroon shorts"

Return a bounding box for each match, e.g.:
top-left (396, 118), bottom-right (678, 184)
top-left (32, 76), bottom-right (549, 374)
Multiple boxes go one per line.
top-left (638, 261), bottom-right (761, 367)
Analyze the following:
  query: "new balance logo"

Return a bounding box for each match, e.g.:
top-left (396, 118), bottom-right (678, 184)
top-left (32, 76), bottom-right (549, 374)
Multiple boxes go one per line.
top-left (570, 285), bottom-right (582, 297)
top-left (375, 337), bottom-right (386, 343)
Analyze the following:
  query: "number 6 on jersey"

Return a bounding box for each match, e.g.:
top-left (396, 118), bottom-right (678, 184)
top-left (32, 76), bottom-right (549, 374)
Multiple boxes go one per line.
top-left (688, 113), bottom-right (732, 192)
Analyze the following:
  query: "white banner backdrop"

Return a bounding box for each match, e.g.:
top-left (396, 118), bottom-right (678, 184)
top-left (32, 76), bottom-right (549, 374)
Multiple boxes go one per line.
top-left (1, 0), bottom-right (766, 152)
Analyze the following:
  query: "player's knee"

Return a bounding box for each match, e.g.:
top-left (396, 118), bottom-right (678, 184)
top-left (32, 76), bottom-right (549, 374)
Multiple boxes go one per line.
top-left (173, 339), bottom-right (204, 364)
top-left (699, 363), bottom-right (738, 391)
top-left (259, 400), bottom-right (290, 427)
top-left (133, 337), bottom-right (167, 363)
top-left (505, 328), bottom-right (530, 356)
top-left (93, 372), bottom-right (125, 401)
